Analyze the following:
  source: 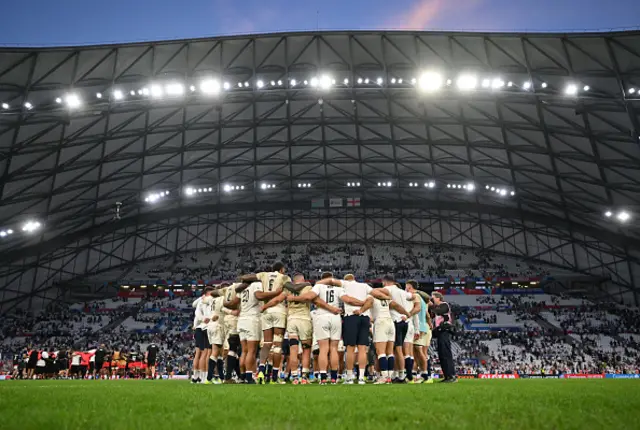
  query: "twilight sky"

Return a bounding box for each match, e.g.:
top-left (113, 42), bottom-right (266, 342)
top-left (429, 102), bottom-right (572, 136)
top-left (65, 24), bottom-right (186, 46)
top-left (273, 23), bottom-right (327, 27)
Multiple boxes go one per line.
top-left (1, 0), bottom-right (639, 46)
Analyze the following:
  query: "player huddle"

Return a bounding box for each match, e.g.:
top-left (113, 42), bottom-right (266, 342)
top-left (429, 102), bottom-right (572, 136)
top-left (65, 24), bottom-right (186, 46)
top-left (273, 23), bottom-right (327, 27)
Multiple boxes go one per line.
top-left (191, 262), bottom-right (447, 385)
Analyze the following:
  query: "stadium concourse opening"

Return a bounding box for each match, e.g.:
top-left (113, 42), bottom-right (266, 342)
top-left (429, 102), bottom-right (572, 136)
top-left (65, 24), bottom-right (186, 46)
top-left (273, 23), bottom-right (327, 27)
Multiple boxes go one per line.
top-left (1, 28), bottom-right (640, 429)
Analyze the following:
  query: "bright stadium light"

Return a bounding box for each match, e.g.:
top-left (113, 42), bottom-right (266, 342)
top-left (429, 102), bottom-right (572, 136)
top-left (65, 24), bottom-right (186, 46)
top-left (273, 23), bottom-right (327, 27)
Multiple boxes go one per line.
top-left (22, 220), bottom-right (41, 233)
top-left (65, 94), bottom-right (82, 108)
top-left (605, 210), bottom-right (613, 218)
top-left (377, 77), bottom-right (383, 85)
top-left (364, 78), bottom-right (370, 84)
top-left (481, 79), bottom-right (491, 88)
top-left (583, 85), bottom-right (590, 91)
top-left (55, 97), bottom-right (62, 104)
top-left (24, 102), bottom-right (33, 110)
top-left (190, 85), bottom-right (196, 92)
top-left (418, 71), bottom-right (444, 92)
top-left (541, 82), bottom-right (548, 89)
top-left (1, 103), bottom-right (8, 109)
top-left (166, 83), bottom-right (184, 96)
top-left (201, 79), bottom-right (221, 95)
top-left (565, 84), bottom-right (578, 96)
top-left (617, 211), bottom-right (631, 223)
top-left (223, 184), bottom-right (232, 193)
top-left (491, 78), bottom-right (505, 89)
top-left (357, 78), bottom-right (363, 84)
top-left (629, 88), bottom-right (636, 95)
top-left (523, 81), bottom-right (532, 90)
top-left (223, 82), bottom-right (231, 90)
top-left (141, 88), bottom-right (150, 96)
top-left (244, 82), bottom-right (250, 87)
top-left (510, 191), bottom-right (515, 196)
top-left (310, 77), bottom-right (319, 87)
top-left (466, 182), bottom-right (475, 191)
top-left (344, 78), bottom-right (349, 85)
top-left (257, 80), bottom-right (264, 88)
top-left (290, 79), bottom-right (297, 87)
top-left (457, 75), bottom-right (478, 91)
top-left (130, 90), bottom-right (136, 96)
top-left (500, 189), bottom-right (507, 196)
top-left (150, 85), bottom-right (164, 98)
top-left (319, 75), bottom-right (332, 90)
top-left (277, 80), bottom-right (283, 86)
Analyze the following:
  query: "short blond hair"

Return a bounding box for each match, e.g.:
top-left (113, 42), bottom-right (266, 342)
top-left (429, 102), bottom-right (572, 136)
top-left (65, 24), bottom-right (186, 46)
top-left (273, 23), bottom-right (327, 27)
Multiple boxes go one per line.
top-left (344, 274), bottom-right (355, 281)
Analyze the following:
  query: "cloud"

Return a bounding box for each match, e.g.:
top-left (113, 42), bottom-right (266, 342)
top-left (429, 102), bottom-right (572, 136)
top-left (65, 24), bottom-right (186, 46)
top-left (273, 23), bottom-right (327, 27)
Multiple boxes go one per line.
top-left (387, 0), bottom-right (483, 30)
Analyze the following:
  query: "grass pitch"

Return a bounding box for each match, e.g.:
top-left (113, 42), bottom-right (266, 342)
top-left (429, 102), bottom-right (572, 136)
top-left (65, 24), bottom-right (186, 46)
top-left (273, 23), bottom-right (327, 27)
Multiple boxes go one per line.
top-left (1, 380), bottom-right (639, 430)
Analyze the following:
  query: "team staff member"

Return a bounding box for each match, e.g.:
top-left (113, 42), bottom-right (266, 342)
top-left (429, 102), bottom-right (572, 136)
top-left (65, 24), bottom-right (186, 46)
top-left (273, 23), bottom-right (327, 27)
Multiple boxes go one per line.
top-left (431, 291), bottom-right (457, 383)
top-left (94, 344), bottom-right (107, 380)
top-left (146, 341), bottom-right (159, 379)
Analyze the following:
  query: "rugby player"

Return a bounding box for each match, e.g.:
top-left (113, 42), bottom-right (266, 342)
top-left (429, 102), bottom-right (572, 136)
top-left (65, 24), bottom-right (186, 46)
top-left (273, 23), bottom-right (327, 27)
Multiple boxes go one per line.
top-left (241, 262), bottom-right (293, 384)
top-left (222, 283), bottom-right (242, 383)
top-left (193, 287), bottom-right (215, 384)
top-left (262, 273), bottom-right (314, 384)
top-left (355, 287), bottom-right (406, 384)
top-left (234, 281), bottom-right (263, 384)
top-left (407, 281), bottom-right (433, 383)
top-left (205, 286), bottom-right (227, 384)
top-left (380, 276), bottom-right (421, 383)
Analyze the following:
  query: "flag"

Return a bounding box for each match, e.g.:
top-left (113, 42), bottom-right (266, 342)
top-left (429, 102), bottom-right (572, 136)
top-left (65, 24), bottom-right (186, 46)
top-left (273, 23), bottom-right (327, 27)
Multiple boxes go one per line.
top-left (311, 198), bottom-right (325, 208)
top-left (329, 198), bottom-right (343, 207)
top-left (347, 197), bottom-right (361, 207)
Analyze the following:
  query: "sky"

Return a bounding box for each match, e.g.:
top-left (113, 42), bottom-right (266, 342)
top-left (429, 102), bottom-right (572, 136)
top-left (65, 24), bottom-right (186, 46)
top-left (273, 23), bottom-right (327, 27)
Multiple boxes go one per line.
top-left (0, 0), bottom-right (639, 46)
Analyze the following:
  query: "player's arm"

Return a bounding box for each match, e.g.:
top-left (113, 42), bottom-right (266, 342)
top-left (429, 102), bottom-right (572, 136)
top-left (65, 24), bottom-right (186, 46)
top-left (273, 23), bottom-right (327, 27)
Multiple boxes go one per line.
top-left (370, 288), bottom-right (391, 301)
top-left (224, 296), bottom-right (240, 310)
top-left (356, 296), bottom-right (374, 315)
top-left (283, 281), bottom-right (312, 294)
top-left (426, 310), bottom-right (434, 330)
top-left (390, 301), bottom-right (410, 317)
top-left (261, 292), bottom-right (287, 312)
top-left (312, 296), bottom-right (341, 315)
top-left (416, 290), bottom-right (431, 303)
top-left (409, 296), bottom-right (421, 317)
top-left (315, 278), bottom-right (342, 287)
top-left (340, 295), bottom-right (364, 307)
top-left (255, 289), bottom-right (282, 301)
top-left (287, 290), bottom-right (318, 303)
top-left (235, 282), bottom-right (251, 293)
top-left (240, 274), bottom-right (259, 283)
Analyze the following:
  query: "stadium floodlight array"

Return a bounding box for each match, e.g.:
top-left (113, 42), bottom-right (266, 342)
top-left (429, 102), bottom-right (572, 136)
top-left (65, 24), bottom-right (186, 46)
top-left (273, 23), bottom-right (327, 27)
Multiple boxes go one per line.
top-left (605, 210), bottom-right (632, 223)
top-left (377, 181), bottom-right (393, 187)
top-left (223, 184), bottom-right (245, 192)
top-left (424, 181), bottom-right (436, 188)
top-left (0, 228), bottom-right (14, 238)
top-left (1, 72), bottom-right (606, 114)
top-left (22, 220), bottom-right (41, 233)
top-left (346, 182), bottom-right (361, 187)
top-left (298, 183), bottom-right (312, 188)
top-left (260, 183), bottom-right (276, 189)
top-left (408, 182), bottom-right (420, 187)
top-left (447, 183), bottom-right (475, 191)
top-left (485, 185), bottom-right (516, 197)
top-left (185, 186), bottom-right (214, 196)
top-left (144, 191), bottom-right (170, 203)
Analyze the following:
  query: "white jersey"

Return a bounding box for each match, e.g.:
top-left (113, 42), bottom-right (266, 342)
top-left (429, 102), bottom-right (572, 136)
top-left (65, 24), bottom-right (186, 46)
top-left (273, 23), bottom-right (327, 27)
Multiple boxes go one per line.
top-left (192, 297), bottom-right (203, 329)
top-left (257, 272), bottom-right (291, 315)
top-left (384, 285), bottom-right (414, 323)
top-left (223, 285), bottom-right (239, 323)
top-left (195, 296), bottom-right (214, 329)
top-left (340, 280), bottom-right (373, 317)
top-left (239, 282), bottom-right (262, 317)
top-left (311, 284), bottom-right (345, 316)
top-left (370, 295), bottom-right (392, 321)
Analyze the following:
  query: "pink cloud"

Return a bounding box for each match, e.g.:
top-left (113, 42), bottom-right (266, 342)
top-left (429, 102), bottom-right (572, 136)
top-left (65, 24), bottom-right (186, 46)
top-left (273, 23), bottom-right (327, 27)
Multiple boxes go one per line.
top-left (387, 0), bottom-right (483, 30)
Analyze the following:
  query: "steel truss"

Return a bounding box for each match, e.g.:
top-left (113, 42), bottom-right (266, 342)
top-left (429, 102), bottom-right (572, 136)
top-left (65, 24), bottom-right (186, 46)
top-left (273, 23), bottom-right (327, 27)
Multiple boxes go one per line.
top-left (0, 30), bottom-right (639, 311)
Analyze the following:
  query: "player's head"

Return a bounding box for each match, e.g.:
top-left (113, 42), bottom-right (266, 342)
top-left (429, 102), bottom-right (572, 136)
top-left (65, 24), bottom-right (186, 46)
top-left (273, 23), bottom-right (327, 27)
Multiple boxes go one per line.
top-left (432, 291), bottom-right (444, 304)
top-left (204, 286), bottom-right (215, 296)
top-left (322, 272), bottom-right (334, 280)
top-left (293, 273), bottom-right (305, 283)
top-left (406, 280), bottom-right (418, 292)
top-left (382, 274), bottom-right (395, 286)
top-left (344, 274), bottom-right (355, 281)
top-left (273, 261), bottom-right (285, 273)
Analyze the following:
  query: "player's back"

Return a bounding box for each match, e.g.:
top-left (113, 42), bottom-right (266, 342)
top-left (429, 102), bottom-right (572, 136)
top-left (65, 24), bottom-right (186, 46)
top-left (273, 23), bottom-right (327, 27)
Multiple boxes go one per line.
top-left (239, 282), bottom-right (262, 317)
top-left (385, 285), bottom-right (412, 321)
top-left (257, 272), bottom-right (290, 314)
top-left (288, 285), bottom-right (313, 319)
top-left (371, 295), bottom-right (392, 321)
top-left (312, 283), bottom-right (345, 315)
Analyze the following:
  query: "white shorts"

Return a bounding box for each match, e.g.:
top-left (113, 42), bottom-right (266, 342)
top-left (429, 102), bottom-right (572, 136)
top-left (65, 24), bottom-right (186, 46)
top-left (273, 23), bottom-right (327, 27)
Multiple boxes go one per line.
top-left (404, 322), bottom-right (415, 344)
top-left (207, 323), bottom-right (226, 346)
top-left (224, 317), bottom-right (238, 336)
top-left (414, 330), bottom-right (432, 347)
top-left (261, 312), bottom-right (287, 330)
top-left (238, 317), bottom-right (261, 342)
top-left (373, 318), bottom-right (395, 344)
top-left (287, 318), bottom-right (313, 341)
top-left (313, 313), bottom-right (342, 341)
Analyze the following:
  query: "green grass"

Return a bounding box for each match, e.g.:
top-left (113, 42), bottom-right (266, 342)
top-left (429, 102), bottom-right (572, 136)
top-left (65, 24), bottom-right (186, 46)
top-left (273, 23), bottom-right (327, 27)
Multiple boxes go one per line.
top-left (1, 380), bottom-right (639, 430)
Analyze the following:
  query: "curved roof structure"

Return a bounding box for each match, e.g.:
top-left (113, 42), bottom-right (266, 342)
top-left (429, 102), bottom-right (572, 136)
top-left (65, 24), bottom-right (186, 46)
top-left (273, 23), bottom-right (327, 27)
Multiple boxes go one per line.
top-left (0, 30), bottom-right (639, 310)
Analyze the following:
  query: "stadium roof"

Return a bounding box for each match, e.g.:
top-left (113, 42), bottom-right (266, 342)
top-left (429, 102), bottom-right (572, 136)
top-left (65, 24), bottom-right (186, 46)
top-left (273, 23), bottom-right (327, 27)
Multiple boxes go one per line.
top-left (0, 29), bottom-right (639, 308)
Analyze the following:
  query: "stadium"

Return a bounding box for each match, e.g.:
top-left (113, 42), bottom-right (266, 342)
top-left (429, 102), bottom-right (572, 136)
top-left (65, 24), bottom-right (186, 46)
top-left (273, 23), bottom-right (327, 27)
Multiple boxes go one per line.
top-left (1, 29), bottom-right (640, 429)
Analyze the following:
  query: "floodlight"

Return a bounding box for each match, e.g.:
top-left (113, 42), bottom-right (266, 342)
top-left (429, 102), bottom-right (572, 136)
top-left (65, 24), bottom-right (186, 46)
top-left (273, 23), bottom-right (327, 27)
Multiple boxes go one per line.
top-left (96, 93), bottom-right (102, 98)
top-left (617, 211), bottom-right (631, 222)
top-left (130, 90), bottom-right (136, 96)
top-left (376, 77), bottom-right (383, 85)
top-left (344, 78), bottom-right (349, 85)
top-left (541, 82), bottom-right (548, 88)
top-left (223, 82), bottom-right (231, 90)
top-left (310, 77), bottom-right (319, 87)
top-left (277, 80), bottom-right (282, 86)
top-left (605, 211), bottom-right (612, 217)
top-left (55, 97), bottom-right (62, 104)
top-left (2, 103), bottom-right (9, 109)
top-left (583, 85), bottom-right (590, 91)
top-left (418, 72), bottom-right (444, 92)
top-left (510, 191), bottom-right (515, 196)
top-left (481, 79), bottom-right (491, 88)
top-left (565, 84), bottom-right (578, 96)
top-left (24, 102), bottom-right (33, 110)
top-left (190, 85), bottom-right (196, 92)
top-left (166, 83), bottom-right (184, 96)
top-left (291, 79), bottom-right (297, 87)
top-left (523, 81), bottom-right (532, 90)
top-left (319, 75), bottom-right (332, 90)
top-left (150, 85), bottom-right (163, 98)
top-left (491, 78), bottom-right (505, 89)
top-left (466, 183), bottom-right (475, 191)
top-left (257, 80), bottom-right (264, 88)
top-left (201, 79), bottom-right (220, 95)
top-left (65, 94), bottom-right (81, 108)
top-left (22, 221), bottom-right (41, 233)
top-left (223, 184), bottom-right (232, 192)
top-left (457, 75), bottom-right (478, 91)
